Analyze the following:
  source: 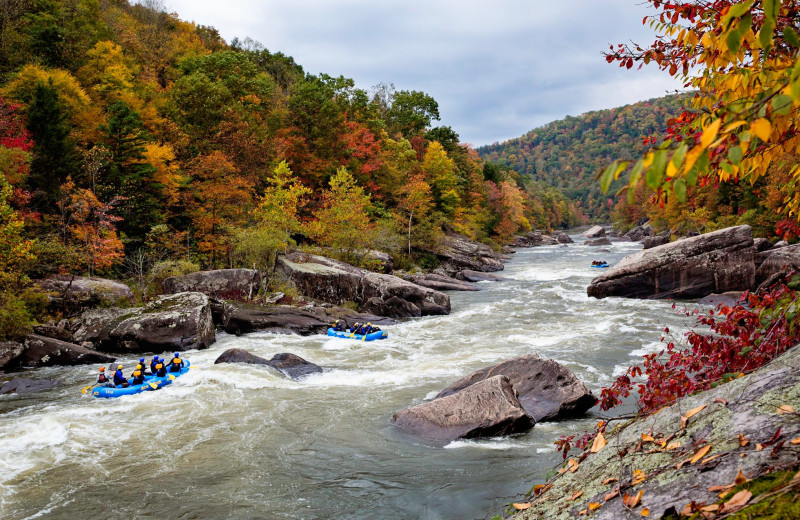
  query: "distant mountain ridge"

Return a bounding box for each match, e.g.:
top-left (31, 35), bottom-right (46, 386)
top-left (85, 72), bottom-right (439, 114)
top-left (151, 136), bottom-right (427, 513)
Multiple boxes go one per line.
top-left (477, 94), bottom-right (689, 220)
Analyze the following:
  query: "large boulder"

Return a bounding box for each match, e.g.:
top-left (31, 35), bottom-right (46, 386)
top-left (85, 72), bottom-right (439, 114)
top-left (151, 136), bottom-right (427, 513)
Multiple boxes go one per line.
top-left (221, 301), bottom-right (393, 336)
top-left (0, 341), bottom-right (25, 372)
top-left (0, 377), bottom-right (60, 395)
top-left (512, 231), bottom-right (558, 248)
top-left (552, 230), bottom-right (573, 244)
top-left (392, 375), bottom-right (534, 442)
top-left (162, 269), bottom-right (262, 300)
top-left (435, 354), bottom-right (597, 422)
top-left (456, 269), bottom-right (510, 282)
top-left (401, 273), bottom-right (479, 292)
top-left (755, 243), bottom-right (800, 287)
top-left (214, 348), bottom-right (322, 379)
top-left (37, 275), bottom-right (133, 309)
top-left (32, 324), bottom-right (74, 343)
top-left (79, 292), bottom-right (215, 353)
top-left (22, 334), bottom-right (115, 368)
top-left (587, 225), bottom-right (756, 300)
top-left (584, 238), bottom-right (611, 246)
top-left (581, 225), bottom-right (606, 238)
top-left (276, 253), bottom-right (450, 318)
top-left (432, 234), bottom-right (505, 276)
top-left (624, 225), bottom-right (653, 242)
top-left (643, 235), bottom-right (670, 249)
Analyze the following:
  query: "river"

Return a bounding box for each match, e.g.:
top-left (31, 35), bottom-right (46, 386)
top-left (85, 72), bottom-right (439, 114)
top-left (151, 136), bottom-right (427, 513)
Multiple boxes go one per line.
top-left (0, 236), bottom-right (691, 520)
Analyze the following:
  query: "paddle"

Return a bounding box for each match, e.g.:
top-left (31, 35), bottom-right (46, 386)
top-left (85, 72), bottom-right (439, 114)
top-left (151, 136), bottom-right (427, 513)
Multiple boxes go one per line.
top-left (81, 384), bottom-right (96, 394)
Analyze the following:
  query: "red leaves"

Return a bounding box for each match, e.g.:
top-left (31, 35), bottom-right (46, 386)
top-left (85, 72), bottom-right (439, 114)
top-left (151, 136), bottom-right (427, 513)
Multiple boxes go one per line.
top-left (600, 274), bottom-right (800, 414)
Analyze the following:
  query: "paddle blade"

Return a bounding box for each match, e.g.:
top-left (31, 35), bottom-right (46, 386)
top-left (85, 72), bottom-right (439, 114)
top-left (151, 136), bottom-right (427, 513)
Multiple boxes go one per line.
top-left (169, 375), bottom-right (176, 380)
top-left (81, 385), bottom-right (92, 394)
top-left (149, 382), bottom-right (158, 389)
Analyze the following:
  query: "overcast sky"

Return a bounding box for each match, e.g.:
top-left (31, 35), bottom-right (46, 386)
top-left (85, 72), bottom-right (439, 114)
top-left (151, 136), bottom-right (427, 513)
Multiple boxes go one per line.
top-left (160, 0), bottom-right (685, 147)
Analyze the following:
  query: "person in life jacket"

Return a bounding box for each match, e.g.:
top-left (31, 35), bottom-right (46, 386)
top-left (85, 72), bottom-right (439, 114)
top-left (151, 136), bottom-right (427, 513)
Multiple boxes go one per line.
top-left (96, 367), bottom-right (110, 385)
top-left (332, 319), bottom-right (345, 332)
top-left (131, 370), bottom-right (145, 386)
top-left (155, 362), bottom-right (167, 377)
top-left (364, 322), bottom-right (380, 334)
top-left (113, 365), bottom-right (129, 387)
top-left (349, 322), bottom-right (361, 333)
top-left (169, 353), bottom-right (184, 373)
top-left (149, 356), bottom-right (160, 374)
top-left (131, 364), bottom-right (144, 379)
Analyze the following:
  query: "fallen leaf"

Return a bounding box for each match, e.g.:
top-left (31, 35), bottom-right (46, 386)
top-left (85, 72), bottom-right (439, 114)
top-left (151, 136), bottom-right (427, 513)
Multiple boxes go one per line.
top-left (666, 441), bottom-right (682, 451)
top-left (591, 432), bottom-right (607, 453)
top-left (680, 502), bottom-right (695, 516)
top-left (569, 491), bottom-right (583, 501)
top-left (632, 469), bottom-right (647, 485)
top-left (721, 489), bottom-right (752, 513)
top-left (533, 484), bottom-right (546, 495)
top-left (602, 477), bottom-right (619, 485)
top-left (791, 436), bottom-right (800, 445)
top-left (588, 502), bottom-right (602, 511)
top-left (641, 508), bottom-right (650, 517)
top-left (568, 459), bottom-right (580, 473)
top-left (578, 509), bottom-right (587, 516)
top-left (624, 489), bottom-right (643, 508)
top-left (700, 504), bottom-right (720, 512)
top-left (701, 453), bottom-right (725, 464)
top-left (777, 405), bottom-right (795, 415)
top-left (738, 433), bottom-right (749, 447)
top-left (512, 502), bottom-right (531, 510)
top-left (708, 484), bottom-right (734, 492)
top-left (558, 467), bottom-right (567, 474)
top-left (676, 459), bottom-right (689, 470)
top-left (685, 404), bottom-right (707, 419)
top-left (680, 415), bottom-right (688, 429)
top-left (756, 443), bottom-right (764, 451)
top-left (604, 487), bottom-right (620, 501)
top-left (691, 445), bottom-right (712, 464)
top-left (734, 468), bottom-right (748, 485)
top-left (641, 433), bottom-right (655, 442)
top-left (715, 398), bottom-right (728, 406)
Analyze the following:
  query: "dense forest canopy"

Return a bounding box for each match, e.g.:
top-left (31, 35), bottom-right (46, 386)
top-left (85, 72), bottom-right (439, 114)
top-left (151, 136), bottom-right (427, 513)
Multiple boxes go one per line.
top-left (0, 0), bottom-right (584, 339)
top-left (477, 94), bottom-right (688, 221)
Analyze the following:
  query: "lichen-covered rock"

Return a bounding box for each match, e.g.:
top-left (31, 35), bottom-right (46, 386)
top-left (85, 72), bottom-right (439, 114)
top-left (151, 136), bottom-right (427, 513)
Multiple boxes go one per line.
top-left (276, 253), bottom-right (450, 318)
top-left (37, 275), bottom-right (133, 309)
top-left (0, 377), bottom-right (59, 394)
top-left (22, 334), bottom-right (115, 367)
top-left (392, 375), bottom-right (534, 442)
top-left (513, 343), bottom-right (800, 520)
top-left (32, 324), bottom-right (74, 343)
top-left (433, 234), bottom-right (505, 276)
top-left (643, 235), bottom-right (670, 249)
top-left (512, 232), bottom-right (559, 248)
top-left (456, 269), bottom-right (510, 282)
top-left (435, 354), bottom-right (597, 422)
top-left (401, 273), bottom-right (479, 292)
top-left (581, 225), bottom-right (606, 238)
top-left (755, 243), bottom-right (800, 287)
top-left (588, 225), bottom-right (755, 300)
top-left (162, 269), bottom-right (262, 300)
top-left (81, 292), bottom-right (215, 353)
top-left (0, 341), bottom-right (25, 372)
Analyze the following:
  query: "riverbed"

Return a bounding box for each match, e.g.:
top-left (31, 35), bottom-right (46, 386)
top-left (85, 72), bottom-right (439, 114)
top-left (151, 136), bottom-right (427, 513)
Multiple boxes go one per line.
top-left (0, 237), bottom-right (692, 520)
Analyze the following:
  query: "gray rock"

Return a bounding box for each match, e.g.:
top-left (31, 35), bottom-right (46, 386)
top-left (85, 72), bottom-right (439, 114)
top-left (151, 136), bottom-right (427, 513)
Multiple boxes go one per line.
top-left (80, 293), bottom-right (216, 353)
top-left (163, 269), bottom-right (261, 300)
top-left (267, 353), bottom-right (323, 379)
top-left (214, 348), bottom-right (270, 365)
top-left (774, 240), bottom-right (789, 248)
top-left (643, 235), bottom-right (670, 249)
top-left (32, 324), bottom-right (74, 343)
top-left (697, 291), bottom-right (746, 308)
top-left (512, 231), bottom-right (559, 248)
top-left (23, 335), bottom-right (115, 368)
top-left (392, 375), bottom-right (534, 442)
top-left (37, 276), bottom-right (133, 309)
top-left (456, 269), bottom-right (510, 282)
top-left (581, 225), bottom-right (606, 238)
top-left (276, 253), bottom-right (450, 318)
top-left (0, 341), bottom-right (25, 372)
top-left (552, 230), bottom-right (573, 244)
top-left (753, 237), bottom-right (772, 252)
top-left (0, 378), bottom-right (59, 394)
top-left (755, 243), bottom-right (800, 287)
top-left (433, 234), bottom-right (505, 276)
top-left (514, 341), bottom-right (800, 520)
top-left (435, 354), bottom-right (597, 422)
top-left (221, 302), bottom-right (393, 336)
top-left (401, 273), bottom-right (479, 292)
top-left (584, 238), bottom-right (612, 246)
top-left (624, 225), bottom-right (654, 242)
top-left (588, 225), bottom-right (756, 300)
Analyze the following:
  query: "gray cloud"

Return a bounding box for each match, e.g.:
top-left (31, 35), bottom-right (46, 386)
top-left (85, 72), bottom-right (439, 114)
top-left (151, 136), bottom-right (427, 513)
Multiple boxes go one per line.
top-left (163, 0), bottom-right (684, 145)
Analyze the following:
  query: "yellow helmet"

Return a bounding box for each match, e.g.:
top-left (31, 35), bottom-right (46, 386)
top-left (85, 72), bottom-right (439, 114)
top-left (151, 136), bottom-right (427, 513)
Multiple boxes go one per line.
top-left (136, 364), bottom-right (142, 370)
top-left (117, 365), bottom-right (123, 370)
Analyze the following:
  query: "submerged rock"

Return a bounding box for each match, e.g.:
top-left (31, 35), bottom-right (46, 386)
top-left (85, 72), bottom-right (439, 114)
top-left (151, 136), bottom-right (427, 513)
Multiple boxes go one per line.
top-left (23, 335), bottom-right (115, 367)
top-left (392, 375), bottom-right (534, 442)
top-left (214, 348), bottom-right (322, 380)
top-left (588, 225), bottom-right (755, 300)
top-left (0, 377), bottom-right (60, 394)
top-left (435, 354), bottom-right (597, 422)
top-left (163, 269), bottom-right (262, 300)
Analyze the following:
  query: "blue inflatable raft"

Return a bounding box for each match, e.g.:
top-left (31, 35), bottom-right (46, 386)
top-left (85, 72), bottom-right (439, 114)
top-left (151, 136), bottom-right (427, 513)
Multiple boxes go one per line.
top-left (327, 328), bottom-right (388, 341)
top-left (90, 360), bottom-right (191, 399)
top-left (591, 263), bottom-right (609, 269)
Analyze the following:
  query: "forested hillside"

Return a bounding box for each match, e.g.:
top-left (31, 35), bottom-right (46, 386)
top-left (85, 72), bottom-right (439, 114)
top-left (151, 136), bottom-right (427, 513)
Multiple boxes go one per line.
top-left (477, 94), bottom-right (687, 220)
top-left (0, 0), bottom-right (584, 338)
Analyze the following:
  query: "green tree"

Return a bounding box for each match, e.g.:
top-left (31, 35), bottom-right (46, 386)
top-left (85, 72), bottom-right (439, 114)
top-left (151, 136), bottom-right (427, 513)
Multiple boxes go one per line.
top-left (387, 90), bottom-right (440, 137)
top-left (422, 141), bottom-right (459, 218)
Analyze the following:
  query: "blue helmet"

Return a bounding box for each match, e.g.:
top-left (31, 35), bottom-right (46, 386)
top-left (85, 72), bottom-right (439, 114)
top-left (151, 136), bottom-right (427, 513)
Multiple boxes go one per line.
top-left (139, 358), bottom-right (145, 363)
top-left (174, 352), bottom-right (180, 358)
top-left (153, 355), bottom-right (159, 360)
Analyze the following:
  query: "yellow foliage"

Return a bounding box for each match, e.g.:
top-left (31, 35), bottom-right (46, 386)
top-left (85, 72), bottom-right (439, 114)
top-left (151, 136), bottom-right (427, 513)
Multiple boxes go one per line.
top-left (3, 65), bottom-right (91, 115)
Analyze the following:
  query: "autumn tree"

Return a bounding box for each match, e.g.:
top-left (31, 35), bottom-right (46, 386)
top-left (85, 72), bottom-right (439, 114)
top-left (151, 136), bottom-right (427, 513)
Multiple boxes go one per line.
top-left (306, 166), bottom-right (375, 262)
top-left (422, 141), bottom-right (460, 218)
top-left (396, 174), bottom-right (433, 254)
